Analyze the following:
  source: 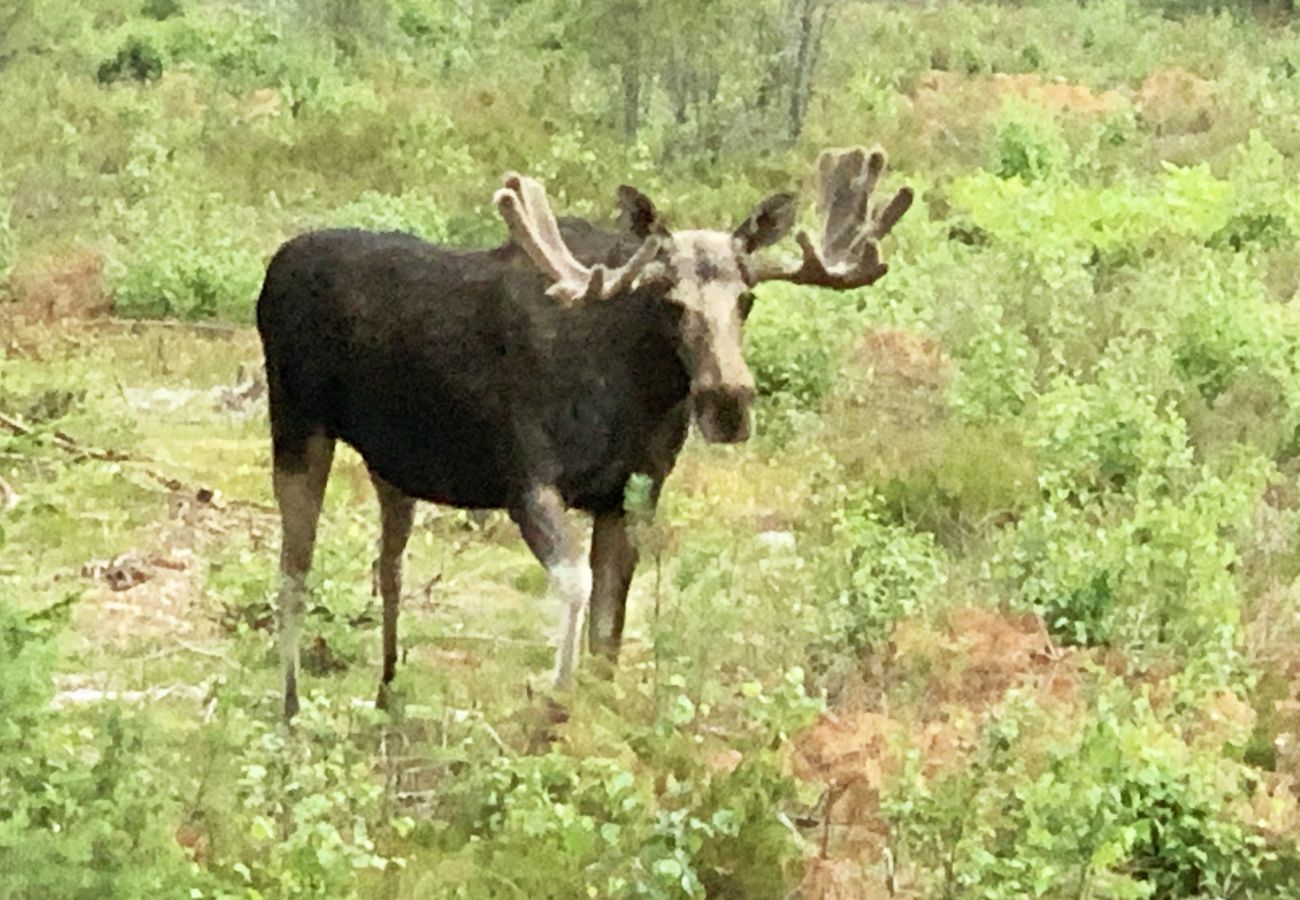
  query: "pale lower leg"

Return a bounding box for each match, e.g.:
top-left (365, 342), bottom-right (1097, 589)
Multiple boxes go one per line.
top-left (273, 433), bottom-right (334, 719)
top-left (510, 485), bottom-right (589, 689)
top-left (551, 558), bottom-right (593, 689)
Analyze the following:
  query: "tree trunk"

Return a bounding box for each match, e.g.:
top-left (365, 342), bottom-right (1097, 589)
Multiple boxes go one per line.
top-left (621, 62), bottom-right (641, 138)
top-left (785, 0), bottom-right (834, 143)
top-left (787, 0), bottom-right (811, 141)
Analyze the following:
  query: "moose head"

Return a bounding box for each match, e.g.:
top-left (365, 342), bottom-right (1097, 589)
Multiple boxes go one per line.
top-left (494, 146), bottom-right (914, 445)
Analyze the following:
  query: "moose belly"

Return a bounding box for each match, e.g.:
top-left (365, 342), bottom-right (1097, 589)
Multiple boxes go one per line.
top-left (332, 394), bottom-right (518, 509)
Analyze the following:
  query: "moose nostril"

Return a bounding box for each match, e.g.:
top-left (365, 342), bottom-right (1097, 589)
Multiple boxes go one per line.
top-left (713, 388), bottom-right (751, 434)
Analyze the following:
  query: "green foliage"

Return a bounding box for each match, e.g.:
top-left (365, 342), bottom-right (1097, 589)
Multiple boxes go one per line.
top-left (995, 354), bottom-right (1271, 652)
top-left (992, 100), bottom-right (1071, 182)
top-left (886, 683), bottom-right (1298, 898)
top-left (325, 190), bottom-right (452, 242)
top-left (204, 696), bottom-right (408, 899)
top-left (421, 668), bottom-right (819, 899)
top-left (948, 305), bottom-right (1038, 424)
top-left (97, 34), bottom-right (165, 85)
top-left (948, 163), bottom-right (1235, 266)
top-left (141, 0), bottom-right (184, 22)
top-left (743, 282), bottom-right (862, 444)
top-left (825, 493), bottom-right (947, 653)
top-left (0, 601), bottom-right (196, 899)
top-left (109, 200), bottom-right (269, 320)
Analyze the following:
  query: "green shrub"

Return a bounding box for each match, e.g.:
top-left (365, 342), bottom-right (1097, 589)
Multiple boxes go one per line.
top-left (824, 492), bottom-right (948, 653)
top-left (1210, 132), bottom-right (1299, 252)
top-left (205, 695), bottom-right (408, 899)
top-left (141, 0), bottom-right (184, 22)
top-left (887, 683), bottom-right (1298, 898)
top-left (0, 600), bottom-right (196, 898)
top-left (996, 356), bottom-right (1270, 652)
top-left (421, 668), bottom-right (819, 899)
top-left (324, 190), bottom-right (452, 242)
top-left (97, 35), bottom-right (164, 85)
top-left (949, 307), bottom-right (1037, 425)
top-left (992, 100), bottom-right (1070, 182)
top-left (947, 160), bottom-right (1235, 267)
top-left (744, 282), bottom-right (858, 444)
top-left (109, 200), bottom-right (269, 320)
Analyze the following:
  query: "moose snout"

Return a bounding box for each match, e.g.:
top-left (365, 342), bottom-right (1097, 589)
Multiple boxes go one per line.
top-left (693, 384), bottom-right (755, 444)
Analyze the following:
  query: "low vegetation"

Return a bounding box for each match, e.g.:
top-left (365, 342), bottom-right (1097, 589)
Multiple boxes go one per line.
top-left (7, 0), bottom-right (1300, 896)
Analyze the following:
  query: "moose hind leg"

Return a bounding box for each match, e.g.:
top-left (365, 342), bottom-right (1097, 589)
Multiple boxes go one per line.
top-left (588, 512), bottom-right (637, 662)
top-left (372, 474), bottom-right (416, 710)
top-left (273, 432), bottom-right (335, 719)
top-left (510, 485), bottom-right (589, 689)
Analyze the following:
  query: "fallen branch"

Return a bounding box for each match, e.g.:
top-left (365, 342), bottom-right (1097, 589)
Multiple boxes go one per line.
top-left (435, 632), bottom-right (548, 648)
top-left (0, 408), bottom-right (274, 514)
top-left (90, 317), bottom-right (249, 336)
top-left (136, 640), bottom-right (233, 666)
top-left (51, 684), bottom-right (209, 709)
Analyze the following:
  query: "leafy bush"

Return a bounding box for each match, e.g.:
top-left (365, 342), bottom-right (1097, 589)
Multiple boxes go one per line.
top-left (324, 190), bottom-right (452, 242)
top-left (947, 161), bottom-right (1235, 267)
top-left (948, 306), bottom-right (1037, 424)
top-left (0, 600), bottom-right (196, 898)
top-left (824, 492), bottom-right (948, 653)
top-left (995, 354), bottom-right (1270, 651)
top-left (992, 100), bottom-right (1070, 182)
top-left (97, 35), bottom-right (165, 85)
top-left (420, 668), bottom-right (819, 899)
top-left (141, 0), bottom-right (184, 22)
top-left (886, 683), bottom-right (1299, 898)
top-left (203, 695), bottom-right (409, 899)
top-left (744, 282), bottom-right (860, 443)
top-left (109, 200), bottom-right (269, 320)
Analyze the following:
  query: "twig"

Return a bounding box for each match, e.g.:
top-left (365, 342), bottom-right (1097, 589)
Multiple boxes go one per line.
top-left (478, 719), bottom-right (514, 757)
top-left (435, 632), bottom-right (548, 648)
top-left (90, 317), bottom-right (249, 336)
top-left (177, 639), bottom-right (233, 662)
top-left (0, 473), bottom-right (17, 511)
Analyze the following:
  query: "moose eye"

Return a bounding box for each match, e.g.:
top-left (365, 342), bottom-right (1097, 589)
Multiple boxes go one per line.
top-left (738, 291), bottom-right (756, 320)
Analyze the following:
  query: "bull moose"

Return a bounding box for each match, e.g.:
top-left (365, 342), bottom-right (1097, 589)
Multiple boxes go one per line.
top-left (256, 147), bottom-right (912, 717)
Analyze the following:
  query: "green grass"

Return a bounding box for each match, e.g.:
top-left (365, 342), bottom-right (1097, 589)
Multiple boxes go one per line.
top-left (10, 0), bottom-right (1300, 895)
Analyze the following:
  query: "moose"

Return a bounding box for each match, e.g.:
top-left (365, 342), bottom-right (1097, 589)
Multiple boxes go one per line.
top-left (256, 147), bottom-right (912, 717)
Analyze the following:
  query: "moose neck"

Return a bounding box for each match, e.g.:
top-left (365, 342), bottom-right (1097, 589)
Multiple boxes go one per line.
top-left (556, 286), bottom-right (691, 418)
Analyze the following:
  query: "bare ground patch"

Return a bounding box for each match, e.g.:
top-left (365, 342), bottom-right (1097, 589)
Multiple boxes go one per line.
top-left (795, 606), bottom-right (1082, 899)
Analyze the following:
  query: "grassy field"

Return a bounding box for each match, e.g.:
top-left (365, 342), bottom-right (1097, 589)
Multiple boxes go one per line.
top-left (10, 0), bottom-right (1300, 897)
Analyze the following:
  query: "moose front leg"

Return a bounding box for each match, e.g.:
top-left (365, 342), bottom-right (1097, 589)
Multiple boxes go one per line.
top-left (510, 485), bottom-right (590, 689)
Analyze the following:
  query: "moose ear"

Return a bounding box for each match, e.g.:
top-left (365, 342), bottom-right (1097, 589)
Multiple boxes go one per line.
top-left (616, 185), bottom-right (667, 239)
top-left (733, 192), bottom-right (797, 254)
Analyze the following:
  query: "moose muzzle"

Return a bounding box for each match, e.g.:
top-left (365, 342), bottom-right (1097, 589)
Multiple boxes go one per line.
top-left (693, 382), bottom-right (755, 444)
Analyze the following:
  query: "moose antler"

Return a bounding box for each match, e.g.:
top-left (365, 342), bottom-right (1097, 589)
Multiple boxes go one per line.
top-left (754, 147), bottom-right (913, 289)
top-left (494, 174), bottom-right (662, 304)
